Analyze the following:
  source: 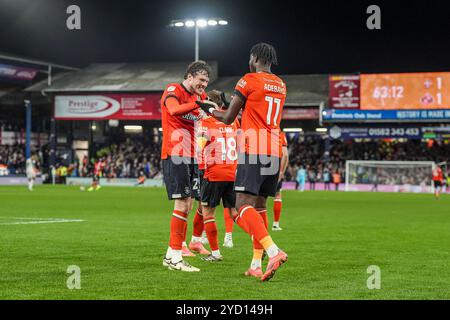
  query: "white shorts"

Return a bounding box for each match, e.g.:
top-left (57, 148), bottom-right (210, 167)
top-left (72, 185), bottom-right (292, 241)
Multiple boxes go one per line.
top-left (27, 171), bottom-right (36, 179)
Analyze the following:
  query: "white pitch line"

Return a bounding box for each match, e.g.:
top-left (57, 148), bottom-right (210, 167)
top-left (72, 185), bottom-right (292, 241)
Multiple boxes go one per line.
top-left (0, 217), bottom-right (69, 220)
top-left (0, 219), bottom-right (85, 225)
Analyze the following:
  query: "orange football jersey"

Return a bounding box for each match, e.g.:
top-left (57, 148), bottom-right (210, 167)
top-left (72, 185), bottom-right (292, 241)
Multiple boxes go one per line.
top-left (433, 167), bottom-right (443, 181)
top-left (160, 83), bottom-right (206, 159)
top-left (197, 116), bottom-right (240, 182)
top-left (234, 72), bottom-right (287, 157)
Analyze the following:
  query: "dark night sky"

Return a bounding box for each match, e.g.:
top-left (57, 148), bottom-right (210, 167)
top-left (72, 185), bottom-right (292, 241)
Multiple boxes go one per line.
top-left (0, 0), bottom-right (449, 76)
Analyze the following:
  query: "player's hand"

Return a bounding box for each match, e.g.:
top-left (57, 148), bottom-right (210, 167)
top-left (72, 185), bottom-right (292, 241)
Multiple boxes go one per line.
top-left (196, 100), bottom-right (218, 115)
top-left (278, 172), bottom-right (284, 182)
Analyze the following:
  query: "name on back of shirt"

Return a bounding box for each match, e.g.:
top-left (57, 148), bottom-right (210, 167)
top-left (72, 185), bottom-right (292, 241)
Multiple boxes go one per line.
top-left (264, 83), bottom-right (286, 94)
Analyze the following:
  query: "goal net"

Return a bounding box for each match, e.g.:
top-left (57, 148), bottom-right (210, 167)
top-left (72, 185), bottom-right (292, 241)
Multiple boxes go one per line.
top-left (345, 160), bottom-right (435, 193)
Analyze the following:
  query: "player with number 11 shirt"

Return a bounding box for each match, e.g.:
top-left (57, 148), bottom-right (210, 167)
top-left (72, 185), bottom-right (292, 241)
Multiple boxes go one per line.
top-left (196, 43), bottom-right (288, 281)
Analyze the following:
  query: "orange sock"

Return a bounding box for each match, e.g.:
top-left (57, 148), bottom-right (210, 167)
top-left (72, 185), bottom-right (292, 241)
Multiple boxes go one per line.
top-left (223, 208), bottom-right (234, 233)
top-left (183, 216), bottom-right (188, 243)
top-left (169, 210), bottom-right (188, 250)
top-left (257, 209), bottom-right (268, 228)
top-left (274, 199), bottom-right (282, 223)
top-left (204, 218), bottom-right (219, 251)
top-left (233, 211), bottom-right (250, 234)
top-left (193, 209), bottom-right (204, 237)
top-left (253, 249), bottom-right (264, 261)
top-left (253, 209), bottom-right (268, 250)
top-left (238, 205), bottom-right (270, 243)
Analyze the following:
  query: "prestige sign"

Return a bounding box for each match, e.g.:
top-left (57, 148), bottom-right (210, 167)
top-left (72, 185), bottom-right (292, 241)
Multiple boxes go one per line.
top-left (55, 94), bottom-right (162, 120)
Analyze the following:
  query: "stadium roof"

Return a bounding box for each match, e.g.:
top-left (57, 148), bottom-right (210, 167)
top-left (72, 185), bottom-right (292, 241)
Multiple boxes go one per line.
top-left (0, 51), bottom-right (80, 71)
top-left (25, 61), bottom-right (328, 106)
top-left (209, 74), bottom-right (328, 106)
top-left (25, 62), bottom-right (219, 93)
top-left (0, 51), bottom-right (79, 106)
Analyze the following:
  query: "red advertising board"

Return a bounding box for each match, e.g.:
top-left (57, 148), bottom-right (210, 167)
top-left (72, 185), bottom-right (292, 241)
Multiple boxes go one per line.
top-left (54, 94), bottom-right (162, 120)
top-left (0, 64), bottom-right (38, 81)
top-left (329, 75), bottom-right (360, 109)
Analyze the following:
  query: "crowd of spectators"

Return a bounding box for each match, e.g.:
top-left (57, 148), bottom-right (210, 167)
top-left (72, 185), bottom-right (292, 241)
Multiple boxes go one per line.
top-left (2, 136), bottom-right (449, 187)
top-left (0, 144), bottom-right (28, 175)
top-left (78, 138), bottom-right (162, 179)
top-left (0, 120), bottom-right (23, 132)
top-left (285, 135), bottom-right (450, 186)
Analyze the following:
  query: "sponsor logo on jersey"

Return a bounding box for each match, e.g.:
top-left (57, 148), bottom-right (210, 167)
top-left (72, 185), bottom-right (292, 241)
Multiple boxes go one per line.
top-left (182, 113), bottom-right (202, 121)
top-left (237, 79), bottom-right (247, 88)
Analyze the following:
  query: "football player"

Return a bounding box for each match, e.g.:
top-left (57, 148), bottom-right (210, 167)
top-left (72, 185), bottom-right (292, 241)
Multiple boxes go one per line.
top-left (196, 90), bottom-right (240, 261)
top-left (197, 43), bottom-right (288, 281)
top-left (160, 61), bottom-right (212, 272)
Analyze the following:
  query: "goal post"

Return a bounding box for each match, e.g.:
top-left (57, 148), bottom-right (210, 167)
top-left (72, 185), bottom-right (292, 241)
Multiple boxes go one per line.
top-left (345, 160), bottom-right (436, 193)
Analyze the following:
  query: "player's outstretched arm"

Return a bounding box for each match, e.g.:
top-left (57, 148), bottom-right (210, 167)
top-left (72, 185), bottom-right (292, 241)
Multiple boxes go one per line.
top-left (211, 95), bottom-right (245, 125)
top-left (165, 97), bottom-right (198, 116)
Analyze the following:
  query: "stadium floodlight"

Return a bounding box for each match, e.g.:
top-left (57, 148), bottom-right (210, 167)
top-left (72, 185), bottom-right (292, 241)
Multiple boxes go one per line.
top-left (185, 20), bottom-right (195, 28)
top-left (283, 128), bottom-right (303, 132)
top-left (169, 17), bottom-right (229, 61)
top-left (316, 128), bottom-right (328, 133)
top-left (196, 19), bottom-right (207, 28)
top-left (158, 127), bottom-right (163, 132)
top-left (91, 123), bottom-right (97, 131)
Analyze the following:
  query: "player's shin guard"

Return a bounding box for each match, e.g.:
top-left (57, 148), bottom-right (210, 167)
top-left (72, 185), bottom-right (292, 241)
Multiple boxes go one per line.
top-left (192, 209), bottom-right (204, 239)
top-left (169, 210), bottom-right (188, 251)
top-left (223, 208), bottom-right (234, 233)
top-left (273, 199), bottom-right (282, 223)
top-left (204, 218), bottom-right (219, 252)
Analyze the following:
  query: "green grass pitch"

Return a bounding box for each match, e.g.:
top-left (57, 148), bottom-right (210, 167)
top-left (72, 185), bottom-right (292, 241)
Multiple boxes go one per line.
top-left (1, 185), bottom-right (449, 299)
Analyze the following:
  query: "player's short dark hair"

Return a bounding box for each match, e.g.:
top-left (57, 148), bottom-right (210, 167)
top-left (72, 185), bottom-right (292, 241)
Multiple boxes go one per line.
top-left (250, 42), bottom-right (278, 66)
top-left (207, 90), bottom-right (224, 107)
top-left (184, 60), bottom-right (211, 79)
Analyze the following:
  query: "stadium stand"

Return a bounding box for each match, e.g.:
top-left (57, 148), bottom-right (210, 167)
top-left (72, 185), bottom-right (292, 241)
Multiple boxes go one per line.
top-left (285, 135), bottom-right (450, 185)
